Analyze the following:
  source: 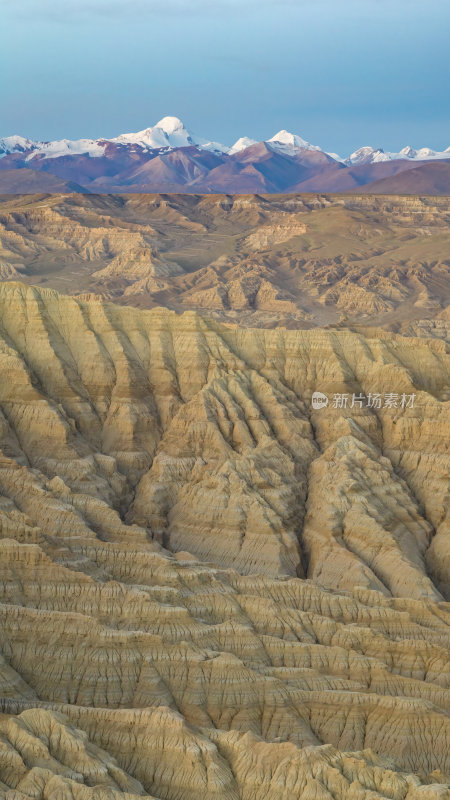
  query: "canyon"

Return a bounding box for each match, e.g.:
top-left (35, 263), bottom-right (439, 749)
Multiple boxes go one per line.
top-left (0, 280), bottom-right (448, 798)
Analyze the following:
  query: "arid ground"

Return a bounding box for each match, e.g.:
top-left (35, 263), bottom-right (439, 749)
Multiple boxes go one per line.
top-left (1, 192), bottom-right (449, 332)
top-left (0, 193), bottom-right (448, 799)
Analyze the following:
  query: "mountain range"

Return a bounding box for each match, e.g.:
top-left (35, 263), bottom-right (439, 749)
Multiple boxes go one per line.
top-left (1, 115), bottom-right (449, 194)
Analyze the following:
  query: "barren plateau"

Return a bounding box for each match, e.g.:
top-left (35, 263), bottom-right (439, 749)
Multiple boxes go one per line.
top-left (0, 192), bottom-right (449, 333)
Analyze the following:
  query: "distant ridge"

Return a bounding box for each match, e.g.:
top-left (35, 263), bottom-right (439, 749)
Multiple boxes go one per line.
top-left (355, 162), bottom-right (450, 195)
top-left (0, 168), bottom-right (89, 194)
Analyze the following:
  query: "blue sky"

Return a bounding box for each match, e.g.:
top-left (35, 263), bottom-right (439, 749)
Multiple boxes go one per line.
top-left (2, 0), bottom-right (449, 155)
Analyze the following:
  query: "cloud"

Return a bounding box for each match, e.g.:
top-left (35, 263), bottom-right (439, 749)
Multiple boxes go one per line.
top-left (4, 0), bottom-right (445, 24)
top-left (5, 0), bottom-right (441, 17)
top-left (1, 0), bottom-right (383, 20)
top-left (2, 0), bottom-right (318, 26)
top-left (3, 0), bottom-right (274, 18)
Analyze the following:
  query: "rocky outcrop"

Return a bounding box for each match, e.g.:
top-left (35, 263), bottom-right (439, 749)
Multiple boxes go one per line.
top-left (0, 707), bottom-right (151, 798)
top-left (93, 245), bottom-right (184, 297)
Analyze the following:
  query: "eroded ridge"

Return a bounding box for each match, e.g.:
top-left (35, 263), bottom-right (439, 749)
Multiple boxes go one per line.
top-left (0, 282), bottom-right (448, 798)
top-left (0, 193), bottom-right (449, 330)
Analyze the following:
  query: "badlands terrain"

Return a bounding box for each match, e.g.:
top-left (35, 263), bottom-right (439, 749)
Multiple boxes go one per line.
top-left (0, 277), bottom-right (448, 798)
top-left (0, 192), bottom-right (449, 331)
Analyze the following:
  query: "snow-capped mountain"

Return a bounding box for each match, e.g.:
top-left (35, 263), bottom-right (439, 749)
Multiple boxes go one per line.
top-left (2, 117), bottom-right (448, 166)
top-left (0, 117), bottom-right (230, 161)
top-left (217, 129), bottom-right (335, 159)
top-left (347, 144), bottom-right (450, 166)
top-left (0, 134), bottom-right (105, 160)
top-left (27, 139), bottom-right (106, 160)
top-left (0, 135), bottom-right (38, 157)
top-left (229, 137), bottom-right (258, 155)
top-left (110, 116), bottom-right (229, 154)
top-left (266, 129), bottom-right (322, 156)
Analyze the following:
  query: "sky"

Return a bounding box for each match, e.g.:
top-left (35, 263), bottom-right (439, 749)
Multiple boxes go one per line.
top-left (1, 0), bottom-right (449, 156)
